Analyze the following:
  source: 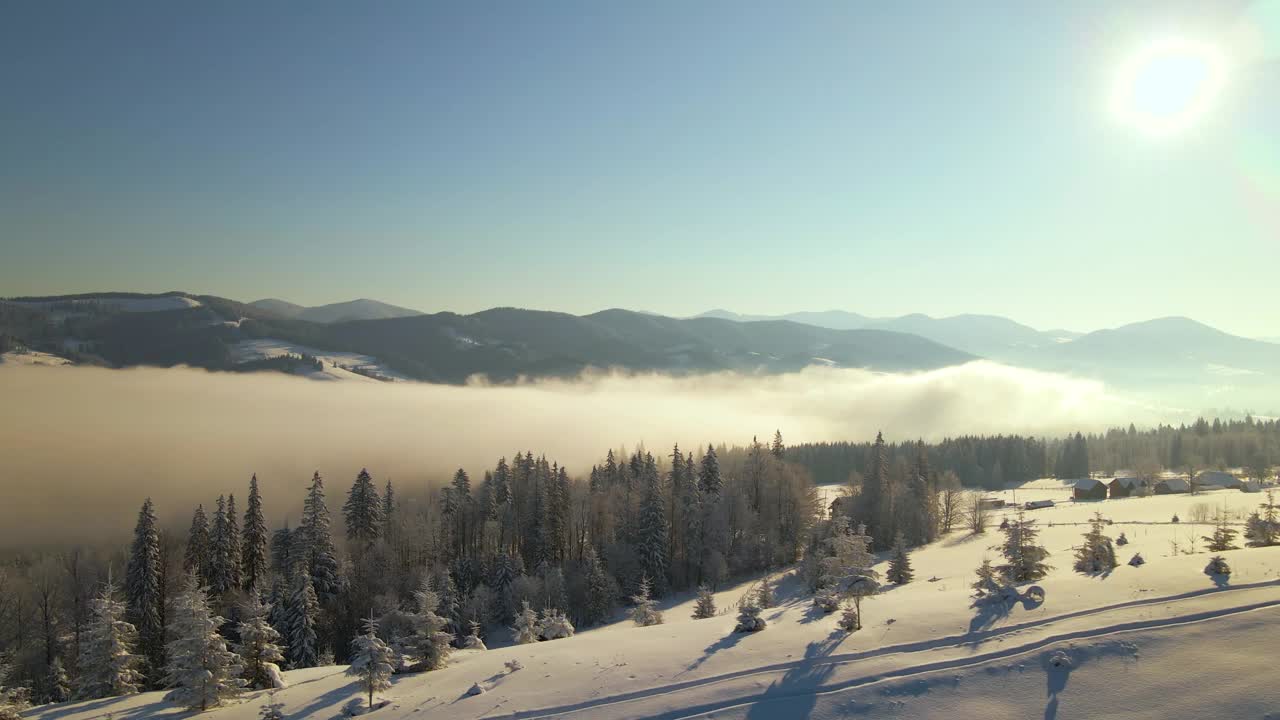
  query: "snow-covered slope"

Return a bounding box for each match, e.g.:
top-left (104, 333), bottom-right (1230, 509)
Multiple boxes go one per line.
top-left (229, 338), bottom-right (409, 382)
top-left (9, 296), bottom-right (202, 313)
top-left (0, 349), bottom-right (72, 366)
top-left (25, 484), bottom-right (1280, 720)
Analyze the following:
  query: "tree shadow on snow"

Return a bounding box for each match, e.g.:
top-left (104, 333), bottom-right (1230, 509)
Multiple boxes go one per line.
top-left (1042, 652), bottom-right (1074, 720)
top-left (683, 630), bottom-right (750, 674)
top-left (743, 632), bottom-right (845, 720)
top-left (798, 603), bottom-right (830, 624)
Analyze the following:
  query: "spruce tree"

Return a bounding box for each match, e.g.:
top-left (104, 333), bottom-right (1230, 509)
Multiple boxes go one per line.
top-left (734, 594), bottom-right (766, 632)
top-left (997, 511), bottom-right (1052, 583)
top-left (1245, 493), bottom-right (1279, 547)
top-left (75, 578), bottom-right (144, 700)
top-left (343, 468), bottom-right (383, 547)
top-left (346, 616), bottom-right (396, 712)
top-left (1203, 511), bottom-right (1239, 552)
top-left (236, 597), bottom-right (286, 690)
top-left (770, 430), bottom-right (785, 459)
top-left (285, 563), bottom-right (319, 668)
top-left (692, 585), bottom-right (716, 619)
top-left (185, 504), bottom-right (211, 585)
top-left (629, 576), bottom-right (663, 626)
top-left (164, 574), bottom-right (245, 711)
top-left (242, 475), bottom-right (269, 593)
top-left (756, 575), bottom-right (775, 608)
top-left (511, 601), bottom-right (540, 644)
top-left (209, 495), bottom-right (233, 595)
top-left (382, 479), bottom-right (397, 539)
top-left (1073, 512), bottom-right (1117, 574)
top-left (886, 533), bottom-right (914, 584)
top-left (269, 524), bottom-right (292, 576)
top-left (636, 474), bottom-right (669, 596)
top-left (406, 582), bottom-right (453, 671)
top-left (582, 548), bottom-right (614, 626)
top-left (300, 472), bottom-right (340, 601)
top-left (45, 657), bottom-right (70, 703)
top-left (698, 445), bottom-right (722, 497)
top-left (538, 608), bottom-right (574, 640)
top-left (225, 494), bottom-right (243, 591)
top-left (125, 498), bottom-right (164, 683)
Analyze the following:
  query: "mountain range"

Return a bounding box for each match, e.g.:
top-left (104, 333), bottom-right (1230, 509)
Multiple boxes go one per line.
top-left (2, 292), bottom-right (1277, 411)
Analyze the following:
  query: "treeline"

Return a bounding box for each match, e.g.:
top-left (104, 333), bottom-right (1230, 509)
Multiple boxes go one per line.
top-left (790, 416), bottom-right (1279, 489)
top-left (0, 434), bottom-right (820, 705)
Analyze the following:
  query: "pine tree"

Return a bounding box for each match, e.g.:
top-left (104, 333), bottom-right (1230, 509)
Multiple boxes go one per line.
top-left (692, 585), bottom-right (716, 619)
top-left (406, 582), bottom-right (453, 671)
top-left (164, 574), bottom-right (245, 711)
top-left (45, 657), bottom-right (70, 703)
top-left (242, 476), bottom-right (269, 593)
top-left (1203, 511), bottom-right (1239, 552)
top-left (837, 600), bottom-right (861, 633)
top-left (582, 547), bottom-right (614, 626)
top-left (346, 616), bottom-right (396, 712)
top-left (636, 473), bottom-right (669, 596)
top-left (269, 524), bottom-right (292, 576)
top-left (225, 494), bottom-right (243, 591)
top-left (75, 576), bottom-right (145, 700)
top-left (461, 621), bottom-right (487, 650)
top-left (629, 576), bottom-right (663, 626)
top-left (886, 532), bottom-right (914, 584)
top-left (971, 558), bottom-right (999, 597)
top-left (698, 445), bottom-right (722, 497)
top-left (125, 498), bottom-right (164, 683)
top-left (382, 479), bottom-right (397, 539)
top-left (343, 468), bottom-right (383, 547)
top-left (770, 430), bottom-right (785, 459)
top-left (997, 511), bottom-right (1052, 583)
top-left (538, 608), bottom-right (574, 640)
top-left (734, 594), bottom-right (766, 632)
top-left (857, 433), bottom-right (891, 547)
top-left (209, 495), bottom-right (233, 595)
top-left (236, 597), bottom-right (286, 690)
top-left (1204, 555), bottom-right (1231, 576)
top-left (1245, 494), bottom-right (1279, 547)
top-left (185, 504), bottom-right (212, 585)
top-left (1073, 512), bottom-right (1118, 574)
top-left (300, 472), bottom-right (340, 600)
top-left (284, 563), bottom-right (319, 668)
top-left (511, 601), bottom-right (540, 644)
top-left (756, 575), bottom-right (775, 608)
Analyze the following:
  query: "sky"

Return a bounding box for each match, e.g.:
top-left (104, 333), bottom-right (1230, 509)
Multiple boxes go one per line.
top-left (2, 1), bottom-right (1279, 336)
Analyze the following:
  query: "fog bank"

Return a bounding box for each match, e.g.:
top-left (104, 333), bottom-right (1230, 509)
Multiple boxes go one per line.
top-left (0, 362), bottom-right (1167, 546)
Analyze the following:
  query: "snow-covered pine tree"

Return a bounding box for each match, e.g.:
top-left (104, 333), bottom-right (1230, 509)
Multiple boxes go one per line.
top-left (185, 504), bottom-right (212, 584)
top-left (511, 601), bottom-right (540, 644)
top-left (382, 479), bottom-right (396, 540)
top-left (538, 608), bottom-right (574, 640)
top-left (460, 621), bottom-right (486, 650)
top-left (971, 558), bottom-right (999, 597)
top-left (1204, 511), bottom-right (1239, 552)
top-left (692, 585), bottom-right (716, 619)
top-left (996, 511), bottom-right (1052, 583)
top-left (0, 685), bottom-right (30, 720)
top-left (836, 600), bottom-right (861, 633)
top-left (756, 575), bottom-right (775, 608)
top-left (125, 497), bottom-right (165, 683)
top-left (818, 518), bottom-right (880, 626)
top-left (629, 576), bottom-right (663, 626)
top-left (1073, 512), bottom-right (1118, 574)
top-left (734, 594), bottom-right (766, 633)
top-left (242, 476), bottom-right (269, 593)
top-left (236, 597), bottom-right (286, 690)
top-left (225, 494), bottom-right (243, 591)
top-left (582, 547), bottom-right (614, 627)
top-left (209, 495), bottom-right (233, 595)
top-left (300, 472), bottom-right (341, 601)
top-left (636, 474), bottom-right (669, 595)
top-left (886, 532), bottom-right (914, 584)
top-left (698, 445), bottom-right (722, 497)
top-left (164, 573), bottom-right (245, 711)
top-left (76, 576), bottom-right (144, 700)
top-left (1245, 494), bottom-right (1279, 547)
top-left (45, 657), bottom-right (70, 703)
top-left (343, 468), bottom-right (382, 548)
top-left (346, 616), bottom-right (396, 712)
top-left (269, 524), bottom-right (292, 577)
top-left (1116, 531), bottom-right (1129, 546)
top-left (813, 587), bottom-right (840, 613)
top-left (405, 582), bottom-right (453, 671)
top-left (285, 562), bottom-right (320, 668)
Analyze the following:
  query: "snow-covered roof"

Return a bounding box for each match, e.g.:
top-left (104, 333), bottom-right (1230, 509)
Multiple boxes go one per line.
top-left (1110, 477), bottom-right (1145, 488)
top-left (1072, 478), bottom-right (1106, 490)
top-left (1195, 471), bottom-right (1238, 487)
top-left (1158, 478), bottom-right (1191, 492)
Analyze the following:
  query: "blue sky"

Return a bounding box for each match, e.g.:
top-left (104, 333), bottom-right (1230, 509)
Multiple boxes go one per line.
top-left (3, 1), bottom-right (1278, 336)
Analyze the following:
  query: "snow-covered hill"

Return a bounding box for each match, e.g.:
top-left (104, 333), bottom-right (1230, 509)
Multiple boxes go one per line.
top-left (24, 484), bottom-right (1280, 720)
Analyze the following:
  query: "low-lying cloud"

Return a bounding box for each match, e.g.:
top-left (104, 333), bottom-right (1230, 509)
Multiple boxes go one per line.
top-left (0, 362), bottom-right (1169, 546)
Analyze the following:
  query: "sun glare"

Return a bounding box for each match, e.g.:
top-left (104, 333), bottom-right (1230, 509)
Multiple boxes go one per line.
top-left (1112, 38), bottom-right (1226, 137)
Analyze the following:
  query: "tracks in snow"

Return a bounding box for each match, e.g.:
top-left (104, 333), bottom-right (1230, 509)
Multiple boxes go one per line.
top-left (486, 579), bottom-right (1280, 720)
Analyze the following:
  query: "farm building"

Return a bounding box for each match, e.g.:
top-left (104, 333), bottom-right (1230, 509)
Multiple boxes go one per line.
top-left (1072, 478), bottom-right (1108, 500)
top-left (978, 497), bottom-right (1006, 510)
top-left (1109, 477), bottom-right (1148, 498)
top-left (1195, 471), bottom-right (1241, 490)
top-left (1024, 499), bottom-right (1056, 510)
top-left (1155, 478), bottom-right (1191, 495)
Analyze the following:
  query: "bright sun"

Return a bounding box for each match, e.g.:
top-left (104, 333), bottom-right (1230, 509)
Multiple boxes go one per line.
top-left (1112, 39), bottom-right (1226, 137)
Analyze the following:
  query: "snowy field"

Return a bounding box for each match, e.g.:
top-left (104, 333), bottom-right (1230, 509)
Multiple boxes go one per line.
top-left (229, 339), bottom-right (410, 382)
top-left (0, 349), bottom-right (72, 367)
top-left (25, 481), bottom-right (1280, 720)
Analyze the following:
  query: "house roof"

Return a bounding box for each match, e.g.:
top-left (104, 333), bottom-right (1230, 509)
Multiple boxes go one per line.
top-left (1110, 477), bottom-right (1144, 488)
top-left (1158, 478), bottom-right (1191, 491)
top-left (1073, 478), bottom-right (1106, 490)
top-left (1196, 471), bottom-right (1238, 486)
